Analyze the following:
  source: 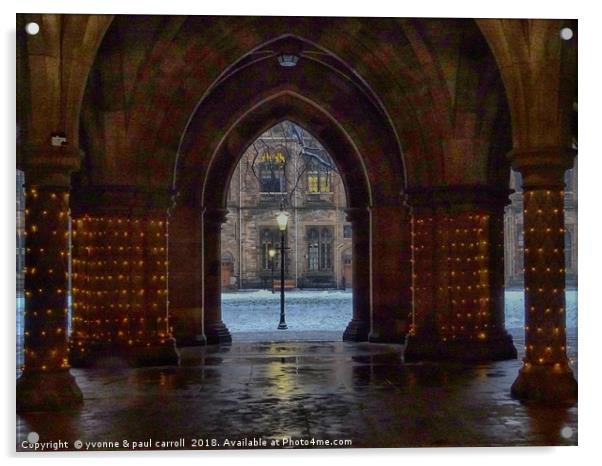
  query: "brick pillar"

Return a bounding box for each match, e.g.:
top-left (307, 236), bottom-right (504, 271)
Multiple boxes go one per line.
top-left (69, 187), bottom-right (179, 367)
top-left (202, 208), bottom-right (232, 344)
top-left (509, 148), bottom-right (577, 403)
top-left (342, 207), bottom-right (370, 341)
top-left (17, 147), bottom-right (83, 412)
top-left (405, 187), bottom-right (517, 362)
top-left (368, 205), bottom-right (412, 343)
top-left (168, 204), bottom-right (204, 346)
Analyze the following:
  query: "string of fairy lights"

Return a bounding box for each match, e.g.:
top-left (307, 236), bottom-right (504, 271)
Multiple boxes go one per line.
top-left (522, 189), bottom-right (570, 372)
top-left (20, 184), bottom-right (569, 372)
top-left (409, 187), bottom-right (570, 373)
top-left (411, 209), bottom-right (494, 343)
top-left (70, 214), bottom-right (171, 363)
top-left (22, 187), bottom-right (71, 373)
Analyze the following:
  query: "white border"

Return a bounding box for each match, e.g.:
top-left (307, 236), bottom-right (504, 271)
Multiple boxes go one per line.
top-left (3, 1), bottom-right (600, 465)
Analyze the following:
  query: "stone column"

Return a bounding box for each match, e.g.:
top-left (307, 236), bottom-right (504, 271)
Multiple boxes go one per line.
top-left (368, 205), bottom-right (412, 343)
top-left (405, 187), bottom-right (517, 362)
top-left (510, 148), bottom-right (577, 403)
top-left (17, 147), bottom-right (83, 412)
top-left (342, 207), bottom-right (370, 341)
top-left (70, 187), bottom-right (179, 367)
top-left (486, 198), bottom-right (517, 358)
top-left (168, 204), bottom-right (204, 346)
top-left (404, 194), bottom-right (441, 359)
top-left (202, 208), bottom-right (232, 344)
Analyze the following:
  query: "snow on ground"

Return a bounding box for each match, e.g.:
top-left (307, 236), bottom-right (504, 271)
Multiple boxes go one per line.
top-left (222, 289), bottom-right (577, 332)
top-left (504, 290), bottom-right (577, 329)
top-left (15, 290), bottom-right (578, 373)
top-left (222, 290), bottom-right (352, 332)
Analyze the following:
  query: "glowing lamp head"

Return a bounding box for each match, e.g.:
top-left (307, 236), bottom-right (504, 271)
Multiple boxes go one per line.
top-left (277, 54), bottom-right (299, 68)
top-left (268, 248), bottom-right (276, 258)
top-left (276, 210), bottom-right (290, 231)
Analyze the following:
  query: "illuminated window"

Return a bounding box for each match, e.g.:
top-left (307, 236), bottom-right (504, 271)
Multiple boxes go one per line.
top-left (259, 150), bottom-right (286, 193)
top-left (307, 160), bottom-right (331, 194)
top-left (260, 228), bottom-right (281, 271)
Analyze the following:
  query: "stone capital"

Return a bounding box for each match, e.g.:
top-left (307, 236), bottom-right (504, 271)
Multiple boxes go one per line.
top-left (405, 185), bottom-right (511, 212)
top-left (508, 146), bottom-right (576, 189)
top-left (344, 207), bottom-right (369, 225)
top-left (18, 144), bottom-right (82, 188)
top-left (71, 185), bottom-right (175, 217)
top-left (203, 208), bottom-right (229, 227)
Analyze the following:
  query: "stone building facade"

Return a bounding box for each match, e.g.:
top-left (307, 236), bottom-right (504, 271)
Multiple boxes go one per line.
top-left (504, 161), bottom-right (578, 288)
top-left (220, 122), bottom-right (352, 290)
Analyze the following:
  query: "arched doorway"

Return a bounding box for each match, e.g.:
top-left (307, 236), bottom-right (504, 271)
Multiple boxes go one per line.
top-left (219, 120), bottom-right (354, 340)
top-left (220, 252), bottom-right (235, 289)
top-left (341, 248), bottom-right (353, 290)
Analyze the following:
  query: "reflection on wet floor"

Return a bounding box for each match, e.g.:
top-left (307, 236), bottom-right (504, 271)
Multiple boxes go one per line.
top-left (17, 341), bottom-right (577, 450)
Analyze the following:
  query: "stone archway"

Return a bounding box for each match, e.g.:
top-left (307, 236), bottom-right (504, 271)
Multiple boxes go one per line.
top-left (16, 15), bottom-right (578, 412)
top-left (170, 87), bottom-right (412, 344)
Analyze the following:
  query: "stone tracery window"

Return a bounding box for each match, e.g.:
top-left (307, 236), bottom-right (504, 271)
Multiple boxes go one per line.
top-left (516, 226), bottom-right (524, 276)
top-left (259, 150), bottom-right (286, 193)
top-left (565, 228), bottom-right (573, 270)
top-left (307, 226), bottom-right (333, 272)
top-left (260, 228), bottom-right (280, 271)
top-left (307, 159), bottom-right (331, 194)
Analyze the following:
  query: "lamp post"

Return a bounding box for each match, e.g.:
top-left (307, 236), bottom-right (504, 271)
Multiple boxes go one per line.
top-left (276, 209), bottom-right (290, 330)
top-left (269, 248), bottom-right (276, 294)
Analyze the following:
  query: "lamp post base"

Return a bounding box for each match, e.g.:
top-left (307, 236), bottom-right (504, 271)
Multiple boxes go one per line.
top-left (277, 322), bottom-right (288, 330)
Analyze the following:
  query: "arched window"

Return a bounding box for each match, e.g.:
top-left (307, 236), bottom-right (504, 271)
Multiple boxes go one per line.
top-left (221, 252), bottom-right (234, 268)
top-left (342, 249), bottom-right (352, 265)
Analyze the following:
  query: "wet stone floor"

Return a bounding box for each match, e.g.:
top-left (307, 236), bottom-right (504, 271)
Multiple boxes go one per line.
top-left (17, 340), bottom-right (577, 451)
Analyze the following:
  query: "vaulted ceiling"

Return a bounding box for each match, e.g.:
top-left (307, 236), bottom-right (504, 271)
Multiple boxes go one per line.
top-left (17, 15), bottom-right (576, 203)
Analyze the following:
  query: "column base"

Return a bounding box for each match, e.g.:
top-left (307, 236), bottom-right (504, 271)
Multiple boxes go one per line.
top-left (128, 339), bottom-right (180, 367)
top-left (368, 318), bottom-right (407, 344)
top-left (342, 319), bottom-right (370, 341)
top-left (17, 370), bottom-right (83, 412)
top-left (511, 364), bottom-right (577, 404)
top-left (204, 321), bottom-right (232, 344)
top-left (176, 334), bottom-right (207, 347)
top-left (170, 307), bottom-right (202, 346)
top-left (69, 341), bottom-right (106, 368)
top-left (404, 330), bottom-right (517, 362)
